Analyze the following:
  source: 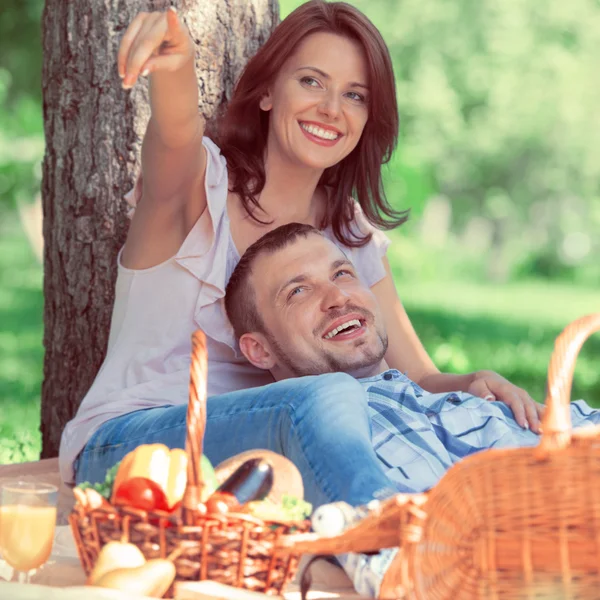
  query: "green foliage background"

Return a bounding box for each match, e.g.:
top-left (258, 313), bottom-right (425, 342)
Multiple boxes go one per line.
top-left (0, 0), bottom-right (43, 217)
top-left (0, 0), bottom-right (599, 463)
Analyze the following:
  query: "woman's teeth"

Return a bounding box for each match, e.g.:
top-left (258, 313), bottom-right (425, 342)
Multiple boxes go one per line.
top-left (301, 123), bottom-right (339, 141)
top-left (324, 319), bottom-right (362, 340)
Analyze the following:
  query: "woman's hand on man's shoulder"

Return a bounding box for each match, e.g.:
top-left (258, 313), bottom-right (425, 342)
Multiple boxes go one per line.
top-left (467, 370), bottom-right (544, 434)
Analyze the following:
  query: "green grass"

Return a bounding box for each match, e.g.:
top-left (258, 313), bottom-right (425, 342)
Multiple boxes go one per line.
top-left (0, 212), bottom-right (44, 463)
top-left (399, 280), bottom-right (600, 406)
top-left (0, 212), bottom-right (599, 464)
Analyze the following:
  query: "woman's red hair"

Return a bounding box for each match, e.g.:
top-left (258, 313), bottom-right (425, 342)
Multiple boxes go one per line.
top-left (211, 0), bottom-right (407, 247)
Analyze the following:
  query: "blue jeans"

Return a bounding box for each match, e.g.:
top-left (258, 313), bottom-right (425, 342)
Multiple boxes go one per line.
top-left (75, 373), bottom-right (396, 509)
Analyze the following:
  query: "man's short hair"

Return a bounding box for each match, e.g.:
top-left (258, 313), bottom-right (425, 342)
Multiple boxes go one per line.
top-left (225, 223), bottom-right (324, 339)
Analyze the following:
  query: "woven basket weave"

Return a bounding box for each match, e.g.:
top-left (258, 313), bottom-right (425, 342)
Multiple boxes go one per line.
top-left (279, 314), bottom-right (600, 600)
top-left (69, 330), bottom-right (310, 596)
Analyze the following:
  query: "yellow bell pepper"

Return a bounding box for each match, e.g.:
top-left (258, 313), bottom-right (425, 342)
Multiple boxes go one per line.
top-left (111, 444), bottom-right (188, 510)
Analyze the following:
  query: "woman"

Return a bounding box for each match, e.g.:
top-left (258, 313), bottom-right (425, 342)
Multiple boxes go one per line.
top-left (60, 1), bottom-right (540, 586)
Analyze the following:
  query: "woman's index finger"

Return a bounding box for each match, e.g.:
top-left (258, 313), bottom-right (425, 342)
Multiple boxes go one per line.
top-left (123, 14), bottom-right (167, 87)
top-left (117, 12), bottom-right (149, 78)
top-left (166, 6), bottom-right (182, 36)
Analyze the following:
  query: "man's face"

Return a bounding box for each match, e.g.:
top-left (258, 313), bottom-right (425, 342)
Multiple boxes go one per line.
top-left (243, 234), bottom-right (388, 379)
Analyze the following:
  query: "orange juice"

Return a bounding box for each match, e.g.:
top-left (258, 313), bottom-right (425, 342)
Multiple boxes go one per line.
top-left (0, 504), bottom-right (56, 571)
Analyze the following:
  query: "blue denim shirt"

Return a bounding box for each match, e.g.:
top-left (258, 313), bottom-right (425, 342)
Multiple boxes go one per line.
top-left (359, 370), bottom-right (600, 493)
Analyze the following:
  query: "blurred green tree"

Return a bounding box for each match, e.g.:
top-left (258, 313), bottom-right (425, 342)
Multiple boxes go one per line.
top-left (354, 0), bottom-right (600, 281)
top-left (0, 0), bottom-right (42, 105)
top-left (0, 0), bottom-right (44, 215)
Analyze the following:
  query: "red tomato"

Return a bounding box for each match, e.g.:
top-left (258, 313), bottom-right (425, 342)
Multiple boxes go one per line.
top-left (205, 492), bottom-right (239, 515)
top-left (113, 477), bottom-right (170, 512)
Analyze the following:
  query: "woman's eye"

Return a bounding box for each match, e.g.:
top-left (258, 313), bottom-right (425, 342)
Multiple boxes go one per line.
top-left (346, 91), bottom-right (365, 103)
top-left (300, 76), bottom-right (320, 88)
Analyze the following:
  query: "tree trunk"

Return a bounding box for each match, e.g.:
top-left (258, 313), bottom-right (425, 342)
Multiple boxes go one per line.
top-left (40, 0), bottom-right (279, 458)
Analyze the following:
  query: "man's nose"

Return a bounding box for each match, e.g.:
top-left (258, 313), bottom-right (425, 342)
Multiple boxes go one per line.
top-left (320, 283), bottom-right (351, 311)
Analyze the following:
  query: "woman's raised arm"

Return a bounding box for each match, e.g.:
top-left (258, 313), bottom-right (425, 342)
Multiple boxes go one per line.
top-left (119, 9), bottom-right (208, 269)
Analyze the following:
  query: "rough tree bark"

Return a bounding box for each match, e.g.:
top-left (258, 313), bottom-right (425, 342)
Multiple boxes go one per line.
top-left (40, 0), bottom-right (279, 457)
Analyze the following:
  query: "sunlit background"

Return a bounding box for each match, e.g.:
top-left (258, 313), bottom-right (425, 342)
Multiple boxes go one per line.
top-left (1, 0), bottom-right (599, 463)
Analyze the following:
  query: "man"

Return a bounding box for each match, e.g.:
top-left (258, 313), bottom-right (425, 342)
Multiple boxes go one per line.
top-left (224, 222), bottom-right (600, 598)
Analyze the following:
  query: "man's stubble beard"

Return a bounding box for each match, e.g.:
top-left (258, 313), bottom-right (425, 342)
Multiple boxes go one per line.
top-left (266, 326), bottom-right (389, 378)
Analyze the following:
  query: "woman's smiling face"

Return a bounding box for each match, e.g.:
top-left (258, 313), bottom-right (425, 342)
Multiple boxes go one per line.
top-left (260, 31), bottom-right (370, 170)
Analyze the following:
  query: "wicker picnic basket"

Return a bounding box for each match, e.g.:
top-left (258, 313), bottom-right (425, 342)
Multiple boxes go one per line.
top-left (69, 330), bottom-right (310, 596)
top-left (279, 313), bottom-right (600, 599)
top-left (402, 312), bottom-right (600, 600)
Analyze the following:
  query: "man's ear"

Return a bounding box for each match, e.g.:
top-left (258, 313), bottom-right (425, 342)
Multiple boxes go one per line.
top-left (259, 90), bottom-right (273, 112)
top-left (239, 332), bottom-right (276, 370)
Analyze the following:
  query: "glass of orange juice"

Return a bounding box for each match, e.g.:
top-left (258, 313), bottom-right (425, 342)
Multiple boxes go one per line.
top-left (0, 481), bottom-right (58, 584)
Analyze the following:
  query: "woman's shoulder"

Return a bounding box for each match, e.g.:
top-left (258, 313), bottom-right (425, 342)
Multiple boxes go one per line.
top-left (120, 136), bottom-right (233, 272)
top-left (202, 136), bottom-right (229, 189)
top-left (175, 141), bottom-right (232, 261)
top-left (327, 196), bottom-right (389, 246)
top-left (324, 198), bottom-right (392, 288)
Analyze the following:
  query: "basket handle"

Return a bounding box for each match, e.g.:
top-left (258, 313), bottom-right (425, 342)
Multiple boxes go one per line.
top-left (182, 330), bottom-right (208, 522)
top-left (536, 313), bottom-right (600, 456)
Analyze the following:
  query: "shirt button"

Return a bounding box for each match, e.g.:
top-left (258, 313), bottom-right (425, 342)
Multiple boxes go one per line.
top-left (383, 372), bottom-right (393, 381)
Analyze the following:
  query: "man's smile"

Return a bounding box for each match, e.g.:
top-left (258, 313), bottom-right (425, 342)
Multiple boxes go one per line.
top-left (322, 313), bottom-right (368, 342)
